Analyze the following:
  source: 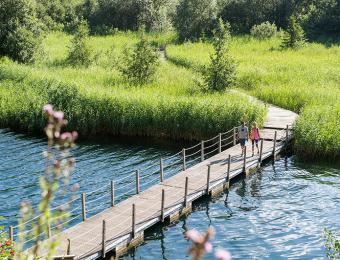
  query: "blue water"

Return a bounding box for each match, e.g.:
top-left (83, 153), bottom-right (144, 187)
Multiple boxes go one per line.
top-left (0, 129), bottom-right (339, 259)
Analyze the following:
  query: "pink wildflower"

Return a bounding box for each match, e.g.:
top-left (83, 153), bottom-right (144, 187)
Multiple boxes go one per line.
top-left (215, 249), bottom-right (231, 260)
top-left (71, 131), bottom-right (78, 140)
top-left (43, 104), bottom-right (53, 115)
top-left (53, 111), bottom-right (64, 121)
top-left (186, 229), bottom-right (202, 243)
top-left (60, 132), bottom-right (72, 141)
top-left (204, 242), bottom-right (213, 253)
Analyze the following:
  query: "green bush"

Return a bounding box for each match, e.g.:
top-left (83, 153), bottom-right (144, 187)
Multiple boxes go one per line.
top-left (174, 0), bottom-right (217, 41)
top-left (0, 0), bottom-right (43, 63)
top-left (281, 16), bottom-right (306, 49)
top-left (119, 32), bottom-right (159, 85)
top-left (203, 19), bottom-right (236, 91)
top-left (250, 21), bottom-right (277, 39)
top-left (67, 21), bottom-right (92, 67)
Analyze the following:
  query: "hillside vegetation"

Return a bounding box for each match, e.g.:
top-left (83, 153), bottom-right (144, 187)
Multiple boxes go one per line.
top-left (167, 37), bottom-right (340, 160)
top-left (0, 32), bottom-right (266, 140)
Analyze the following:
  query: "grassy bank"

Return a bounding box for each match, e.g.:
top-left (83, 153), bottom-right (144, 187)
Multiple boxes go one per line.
top-left (0, 32), bottom-right (266, 140)
top-left (167, 37), bottom-right (340, 160)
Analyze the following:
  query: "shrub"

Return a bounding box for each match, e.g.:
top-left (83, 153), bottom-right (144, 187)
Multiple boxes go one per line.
top-left (174, 0), bottom-right (217, 42)
top-left (250, 21), bottom-right (277, 39)
top-left (119, 31), bottom-right (159, 85)
top-left (203, 19), bottom-right (236, 91)
top-left (281, 16), bottom-right (306, 49)
top-left (0, 0), bottom-right (43, 63)
top-left (67, 21), bottom-right (92, 67)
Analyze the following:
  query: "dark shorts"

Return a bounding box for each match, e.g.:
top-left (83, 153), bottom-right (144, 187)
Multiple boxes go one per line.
top-left (240, 139), bottom-right (247, 146)
top-left (252, 139), bottom-right (259, 145)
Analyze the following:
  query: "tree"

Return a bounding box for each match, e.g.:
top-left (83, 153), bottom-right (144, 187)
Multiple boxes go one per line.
top-left (119, 31), bottom-right (159, 85)
top-left (174, 0), bottom-right (217, 41)
top-left (203, 18), bottom-right (236, 91)
top-left (0, 0), bottom-right (43, 63)
top-left (281, 16), bottom-right (306, 48)
top-left (67, 21), bottom-right (92, 67)
top-left (137, 0), bottom-right (174, 32)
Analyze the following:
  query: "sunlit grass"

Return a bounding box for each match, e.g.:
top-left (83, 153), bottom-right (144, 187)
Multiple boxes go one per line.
top-left (0, 32), bottom-right (266, 140)
top-left (167, 36), bottom-right (340, 160)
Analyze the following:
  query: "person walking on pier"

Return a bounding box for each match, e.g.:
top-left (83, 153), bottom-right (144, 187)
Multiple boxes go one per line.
top-left (250, 122), bottom-right (261, 156)
top-left (238, 121), bottom-right (248, 156)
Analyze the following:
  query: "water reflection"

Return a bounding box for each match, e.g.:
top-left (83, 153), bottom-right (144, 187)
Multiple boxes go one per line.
top-left (129, 158), bottom-right (339, 259)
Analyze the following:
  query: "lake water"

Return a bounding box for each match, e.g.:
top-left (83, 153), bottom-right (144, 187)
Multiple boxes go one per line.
top-left (0, 129), bottom-right (339, 259)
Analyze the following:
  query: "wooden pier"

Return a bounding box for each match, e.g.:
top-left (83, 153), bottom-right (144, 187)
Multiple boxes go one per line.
top-left (20, 105), bottom-right (297, 259)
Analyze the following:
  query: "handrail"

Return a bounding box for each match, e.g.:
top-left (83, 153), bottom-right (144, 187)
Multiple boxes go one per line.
top-left (13, 125), bottom-right (272, 245)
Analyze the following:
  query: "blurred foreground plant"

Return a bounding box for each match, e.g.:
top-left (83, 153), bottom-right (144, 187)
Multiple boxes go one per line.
top-left (324, 228), bottom-right (340, 259)
top-left (0, 220), bottom-right (14, 260)
top-left (186, 227), bottom-right (231, 260)
top-left (16, 104), bottom-right (78, 259)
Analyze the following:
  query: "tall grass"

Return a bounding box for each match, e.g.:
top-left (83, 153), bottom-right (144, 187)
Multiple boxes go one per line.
top-left (0, 32), bottom-right (266, 140)
top-left (167, 36), bottom-right (340, 160)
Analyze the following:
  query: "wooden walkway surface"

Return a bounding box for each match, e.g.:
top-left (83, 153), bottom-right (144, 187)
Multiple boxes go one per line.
top-left (35, 105), bottom-right (298, 259)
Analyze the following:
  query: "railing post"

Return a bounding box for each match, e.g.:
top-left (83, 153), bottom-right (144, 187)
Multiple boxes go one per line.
top-left (201, 141), bottom-right (204, 162)
top-left (243, 148), bottom-right (247, 173)
top-left (111, 180), bottom-right (115, 207)
top-left (182, 149), bottom-right (186, 171)
top-left (132, 204), bottom-right (136, 238)
top-left (184, 177), bottom-right (189, 207)
top-left (273, 131), bottom-right (277, 157)
top-left (81, 193), bottom-right (86, 221)
top-left (226, 154), bottom-right (231, 187)
top-left (67, 238), bottom-right (71, 255)
top-left (233, 127), bottom-right (237, 146)
top-left (206, 165), bottom-right (211, 194)
top-left (259, 139), bottom-right (263, 164)
top-left (9, 226), bottom-right (13, 242)
top-left (135, 170), bottom-right (140, 194)
top-left (218, 133), bottom-right (222, 153)
top-left (102, 220), bottom-right (106, 258)
top-left (160, 158), bottom-right (164, 182)
top-left (161, 189), bottom-right (165, 222)
top-left (286, 125), bottom-right (289, 141)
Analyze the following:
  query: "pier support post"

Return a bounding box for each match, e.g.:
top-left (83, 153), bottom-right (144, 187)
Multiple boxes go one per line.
top-left (273, 131), bottom-right (277, 157)
top-left (102, 220), bottom-right (106, 258)
top-left (218, 133), bottom-right (222, 153)
top-left (67, 238), bottom-right (71, 255)
top-left (161, 189), bottom-right (165, 222)
top-left (9, 226), bottom-right (13, 242)
top-left (259, 139), bottom-right (263, 165)
top-left (243, 149), bottom-right (247, 173)
top-left (160, 158), bottom-right (164, 183)
top-left (206, 165), bottom-right (211, 195)
top-left (81, 193), bottom-right (86, 221)
top-left (233, 127), bottom-right (237, 146)
top-left (226, 154), bottom-right (231, 188)
top-left (184, 177), bottom-right (189, 207)
top-left (136, 170), bottom-right (140, 194)
top-left (111, 180), bottom-right (115, 207)
top-left (201, 141), bottom-right (204, 162)
top-left (182, 149), bottom-right (186, 171)
top-left (132, 204), bottom-right (136, 238)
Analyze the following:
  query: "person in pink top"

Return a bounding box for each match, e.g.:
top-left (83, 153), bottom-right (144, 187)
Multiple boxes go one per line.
top-left (250, 122), bottom-right (261, 156)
